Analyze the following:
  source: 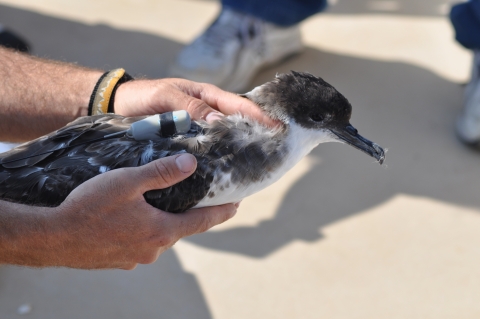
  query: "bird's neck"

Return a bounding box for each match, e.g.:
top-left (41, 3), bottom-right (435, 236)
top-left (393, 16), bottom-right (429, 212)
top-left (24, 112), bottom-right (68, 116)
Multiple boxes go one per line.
top-left (279, 121), bottom-right (331, 171)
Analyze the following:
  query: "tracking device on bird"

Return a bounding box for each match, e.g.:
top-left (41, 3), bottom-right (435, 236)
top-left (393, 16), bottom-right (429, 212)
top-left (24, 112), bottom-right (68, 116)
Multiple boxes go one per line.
top-left (0, 111), bottom-right (192, 165)
top-left (126, 111), bottom-right (191, 140)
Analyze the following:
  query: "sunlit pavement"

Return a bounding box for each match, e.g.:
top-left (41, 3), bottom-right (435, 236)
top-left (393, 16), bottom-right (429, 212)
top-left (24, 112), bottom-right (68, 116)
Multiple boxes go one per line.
top-left (1, 1), bottom-right (479, 318)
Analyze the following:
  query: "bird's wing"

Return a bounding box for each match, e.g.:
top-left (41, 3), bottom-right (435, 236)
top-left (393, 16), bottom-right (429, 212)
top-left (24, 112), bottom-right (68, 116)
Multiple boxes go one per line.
top-left (0, 114), bottom-right (146, 206)
top-left (0, 114), bottom-right (285, 213)
top-left (0, 114), bottom-right (213, 211)
top-left (0, 114), bottom-right (140, 168)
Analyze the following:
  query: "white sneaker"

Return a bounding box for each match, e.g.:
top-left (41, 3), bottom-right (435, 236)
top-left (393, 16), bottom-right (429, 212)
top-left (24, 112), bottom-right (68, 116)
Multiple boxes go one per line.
top-left (169, 8), bottom-right (304, 92)
top-left (456, 51), bottom-right (480, 145)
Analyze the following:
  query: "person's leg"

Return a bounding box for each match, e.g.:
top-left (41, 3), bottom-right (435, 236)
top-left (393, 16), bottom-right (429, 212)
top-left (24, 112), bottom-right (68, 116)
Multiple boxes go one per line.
top-left (222, 0), bottom-right (327, 26)
top-left (450, 0), bottom-right (480, 50)
top-left (169, 1), bottom-right (327, 92)
top-left (451, 1), bottom-right (480, 144)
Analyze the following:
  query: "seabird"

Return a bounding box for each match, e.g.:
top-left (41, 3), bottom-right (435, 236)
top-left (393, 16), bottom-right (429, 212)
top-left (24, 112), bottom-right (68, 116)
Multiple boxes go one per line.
top-left (0, 71), bottom-right (385, 213)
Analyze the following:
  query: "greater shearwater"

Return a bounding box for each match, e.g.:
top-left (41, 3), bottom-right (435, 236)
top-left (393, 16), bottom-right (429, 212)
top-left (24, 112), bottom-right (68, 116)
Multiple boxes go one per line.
top-left (0, 72), bottom-right (385, 213)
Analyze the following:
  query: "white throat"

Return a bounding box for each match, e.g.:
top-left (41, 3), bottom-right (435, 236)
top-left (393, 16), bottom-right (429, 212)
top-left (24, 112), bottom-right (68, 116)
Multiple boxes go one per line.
top-left (281, 120), bottom-right (338, 171)
top-left (194, 119), bottom-right (338, 208)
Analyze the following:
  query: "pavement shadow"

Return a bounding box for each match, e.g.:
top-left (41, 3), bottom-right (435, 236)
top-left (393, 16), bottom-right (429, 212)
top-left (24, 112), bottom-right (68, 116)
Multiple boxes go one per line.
top-left (186, 47), bottom-right (476, 257)
top-left (0, 250), bottom-right (213, 319)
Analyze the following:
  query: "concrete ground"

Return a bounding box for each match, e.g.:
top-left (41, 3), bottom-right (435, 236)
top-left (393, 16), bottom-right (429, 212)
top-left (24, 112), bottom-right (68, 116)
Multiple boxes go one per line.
top-left (0, 0), bottom-right (479, 318)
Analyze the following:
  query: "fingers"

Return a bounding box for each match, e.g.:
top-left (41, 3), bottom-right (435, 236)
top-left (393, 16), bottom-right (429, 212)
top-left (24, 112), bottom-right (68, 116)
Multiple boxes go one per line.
top-left (176, 80), bottom-right (280, 127)
top-left (154, 81), bottom-right (223, 121)
top-left (167, 204), bottom-right (237, 239)
top-left (121, 263), bottom-right (138, 270)
top-left (120, 204), bottom-right (237, 268)
top-left (183, 93), bottom-right (224, 122)
top-left (112, 154), bottom-right (198, 194)
top-left (139, 154), bottom-right (197, 192)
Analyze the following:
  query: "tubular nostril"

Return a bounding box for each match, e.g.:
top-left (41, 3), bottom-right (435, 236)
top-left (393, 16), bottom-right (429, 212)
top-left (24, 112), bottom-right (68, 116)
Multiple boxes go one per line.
top-left (346, 125), bottom-right (358, 135)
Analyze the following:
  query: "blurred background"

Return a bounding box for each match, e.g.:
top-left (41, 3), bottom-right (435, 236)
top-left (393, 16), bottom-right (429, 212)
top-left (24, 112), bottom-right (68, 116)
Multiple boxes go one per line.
top-left (1, 0), bottom-right (479, 318)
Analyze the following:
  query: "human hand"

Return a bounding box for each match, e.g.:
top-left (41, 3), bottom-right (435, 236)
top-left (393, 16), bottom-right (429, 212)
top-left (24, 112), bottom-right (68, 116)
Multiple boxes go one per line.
top-left (43, 154), bottom-right (237, 270)
top-left (113, 78), bottom-right (279, 127)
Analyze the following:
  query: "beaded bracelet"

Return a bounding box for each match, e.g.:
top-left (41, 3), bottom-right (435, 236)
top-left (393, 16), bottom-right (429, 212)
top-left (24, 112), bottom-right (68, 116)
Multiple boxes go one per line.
top-left (88, 68), bottom-right (133, 115)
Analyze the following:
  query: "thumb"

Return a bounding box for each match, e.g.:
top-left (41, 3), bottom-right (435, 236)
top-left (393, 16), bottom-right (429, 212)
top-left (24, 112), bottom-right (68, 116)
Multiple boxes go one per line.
top-left (131, 154), bottom-right (197, 193)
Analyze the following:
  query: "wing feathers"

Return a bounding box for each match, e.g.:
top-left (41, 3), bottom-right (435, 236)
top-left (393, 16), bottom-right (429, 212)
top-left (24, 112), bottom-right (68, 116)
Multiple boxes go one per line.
top-left (0, 114), bottom-right (286, 212)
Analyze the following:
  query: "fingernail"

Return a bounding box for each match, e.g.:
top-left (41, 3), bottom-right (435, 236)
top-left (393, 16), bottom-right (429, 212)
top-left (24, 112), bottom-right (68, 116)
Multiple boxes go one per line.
top-left (176, 154), bottom-right (196, 173)
top-left (205, 112), bottom-right (224, 123)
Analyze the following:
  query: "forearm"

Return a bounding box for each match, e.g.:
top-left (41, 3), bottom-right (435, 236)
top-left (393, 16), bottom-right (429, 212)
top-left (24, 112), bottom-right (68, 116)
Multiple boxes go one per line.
top-left (0, 47), bottom-right (102, 142)
top-left (0, 200), bottom-right (56, 267)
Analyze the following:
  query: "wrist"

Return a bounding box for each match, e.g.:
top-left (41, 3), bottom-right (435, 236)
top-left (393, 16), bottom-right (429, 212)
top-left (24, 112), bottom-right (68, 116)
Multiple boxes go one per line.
top-left (113, 79), bottom-right (154, 117)
top-left (78, 70), bottom-right (104, 117)
top-left (111, 80), bottom-right (130, 116)
top-left (87, 69), bottom-right (134, 116)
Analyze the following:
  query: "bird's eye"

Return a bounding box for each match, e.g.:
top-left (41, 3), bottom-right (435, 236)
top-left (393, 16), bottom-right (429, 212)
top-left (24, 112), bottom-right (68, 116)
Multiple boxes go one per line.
top-left (310, 114), bottom-right (324, 122)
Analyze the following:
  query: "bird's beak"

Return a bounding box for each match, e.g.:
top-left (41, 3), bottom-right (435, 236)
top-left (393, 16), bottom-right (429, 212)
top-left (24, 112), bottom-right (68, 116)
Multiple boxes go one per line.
top-left (330, 124), bottom-right (385, 164)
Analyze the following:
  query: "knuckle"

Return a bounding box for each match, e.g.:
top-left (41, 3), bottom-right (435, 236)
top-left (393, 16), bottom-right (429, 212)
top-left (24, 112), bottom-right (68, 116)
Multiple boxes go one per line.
top-left (152, 160), bottom-right (175, 187)
top-left (199, 215), bottom-right (215, 233)
top-left (187, 215), bottom-right (213, 235)
top-left (200, 82), bottom-right (218, 94)
top-left (154, 81), bottom-right (169, 93)
top-left (138, 251), bottom-right (160, 265)
top-left (122, 263), bottom-right (138, 271)
top-left (186, 98), bottom-right (208, 117)
top-left (220, 205), bottom-right (237, 222)
top-left (155, 232), bottom-right (177, 248)
top-left (189, 206), bottom-right (236, 234)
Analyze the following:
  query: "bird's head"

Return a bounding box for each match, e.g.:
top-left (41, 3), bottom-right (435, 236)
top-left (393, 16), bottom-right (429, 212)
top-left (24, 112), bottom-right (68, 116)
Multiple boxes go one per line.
top-left (241, 71), bottom-right (385, 164)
